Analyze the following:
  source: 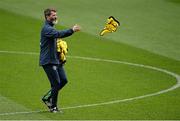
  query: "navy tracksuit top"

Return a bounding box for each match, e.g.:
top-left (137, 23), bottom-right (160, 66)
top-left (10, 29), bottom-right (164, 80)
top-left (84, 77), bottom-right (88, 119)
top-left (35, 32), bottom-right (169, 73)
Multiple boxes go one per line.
top-left (39, 20), bottom-right (74, 66)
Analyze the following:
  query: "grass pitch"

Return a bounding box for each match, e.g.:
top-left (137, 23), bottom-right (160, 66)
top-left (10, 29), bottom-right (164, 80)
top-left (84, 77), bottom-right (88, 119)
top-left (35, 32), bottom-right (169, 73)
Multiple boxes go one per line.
top-left (0, 0), bottom-right (180, 120)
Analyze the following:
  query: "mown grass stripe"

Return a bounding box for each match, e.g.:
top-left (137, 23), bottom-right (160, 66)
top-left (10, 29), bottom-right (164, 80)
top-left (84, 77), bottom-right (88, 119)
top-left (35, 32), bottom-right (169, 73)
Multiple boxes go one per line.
top-left (0, 50), bottom-right (179, 116)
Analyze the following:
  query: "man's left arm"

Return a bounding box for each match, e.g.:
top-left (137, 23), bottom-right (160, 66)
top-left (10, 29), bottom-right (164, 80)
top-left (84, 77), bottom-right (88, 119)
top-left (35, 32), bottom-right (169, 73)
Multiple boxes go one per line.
top-left (58, 24), bottom-right (81, 38)
top-left (44, 25), bottom-right (80, 38)
top-left (59, 29), bottom-right (74, 38)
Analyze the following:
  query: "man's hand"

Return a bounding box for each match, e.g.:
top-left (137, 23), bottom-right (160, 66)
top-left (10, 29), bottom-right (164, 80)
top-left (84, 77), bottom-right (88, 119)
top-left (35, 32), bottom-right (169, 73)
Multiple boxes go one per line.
top-left (72, 24), bottom-right (81, 32)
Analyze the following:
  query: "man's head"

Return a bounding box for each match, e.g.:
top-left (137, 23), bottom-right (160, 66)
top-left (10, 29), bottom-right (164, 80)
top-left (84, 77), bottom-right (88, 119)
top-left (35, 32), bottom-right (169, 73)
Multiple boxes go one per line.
top-left (44, 8), bottom-right (58, 25)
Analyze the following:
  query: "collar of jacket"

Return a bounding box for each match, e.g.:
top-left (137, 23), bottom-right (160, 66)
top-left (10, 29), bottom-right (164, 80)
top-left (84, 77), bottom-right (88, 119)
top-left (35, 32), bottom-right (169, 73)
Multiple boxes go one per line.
top-left (45, 20), bottom-right (54, 27)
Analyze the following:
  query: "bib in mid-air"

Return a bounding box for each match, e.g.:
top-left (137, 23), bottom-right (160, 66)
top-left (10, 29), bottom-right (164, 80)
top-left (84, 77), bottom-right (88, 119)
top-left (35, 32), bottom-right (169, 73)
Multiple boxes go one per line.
top-left (100, 16), bottom-right (120, 36)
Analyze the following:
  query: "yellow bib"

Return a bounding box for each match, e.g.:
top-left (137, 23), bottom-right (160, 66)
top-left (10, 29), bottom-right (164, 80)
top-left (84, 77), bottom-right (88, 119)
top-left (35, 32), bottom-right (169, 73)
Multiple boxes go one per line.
top-left (100, 16), bottom-right (120, 36)
top-left (57, 38), bottom-right (68, 63)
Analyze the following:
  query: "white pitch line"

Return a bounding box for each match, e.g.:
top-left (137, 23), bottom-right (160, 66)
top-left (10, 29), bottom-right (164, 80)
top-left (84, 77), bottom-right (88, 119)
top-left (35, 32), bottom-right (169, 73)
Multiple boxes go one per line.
top-left (0, 50), bottom-right (38, 55)
top-left (0, 50), bottom-right (180, 116)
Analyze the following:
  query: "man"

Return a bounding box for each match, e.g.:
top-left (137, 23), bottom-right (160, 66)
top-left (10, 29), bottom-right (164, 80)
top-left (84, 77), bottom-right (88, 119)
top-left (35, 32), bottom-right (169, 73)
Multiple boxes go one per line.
top-left (39, 8), bottom-right (80, 113)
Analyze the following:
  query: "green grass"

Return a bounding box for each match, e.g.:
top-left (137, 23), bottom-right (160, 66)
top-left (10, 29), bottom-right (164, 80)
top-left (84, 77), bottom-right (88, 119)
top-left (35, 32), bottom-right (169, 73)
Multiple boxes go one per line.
top-left (0, 0), bottom-right (179, 61)
top-left (0, 0), bottom-right (180, 120)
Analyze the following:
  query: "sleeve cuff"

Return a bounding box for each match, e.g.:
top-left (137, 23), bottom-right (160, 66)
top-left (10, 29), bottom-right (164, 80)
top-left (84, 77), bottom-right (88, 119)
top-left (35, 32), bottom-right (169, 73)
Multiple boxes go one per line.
top-left (70, 29), bottom-right (74, 33)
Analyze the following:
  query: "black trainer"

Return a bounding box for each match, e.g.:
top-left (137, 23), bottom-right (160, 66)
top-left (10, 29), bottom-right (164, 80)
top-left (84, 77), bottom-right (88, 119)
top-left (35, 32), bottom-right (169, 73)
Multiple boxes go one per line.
top-left (50, 107), bottom-right (63, 113)
top-left (50, 107), bottom-right (58, 113)
top-left (42, 98), bottom-right (52, 109)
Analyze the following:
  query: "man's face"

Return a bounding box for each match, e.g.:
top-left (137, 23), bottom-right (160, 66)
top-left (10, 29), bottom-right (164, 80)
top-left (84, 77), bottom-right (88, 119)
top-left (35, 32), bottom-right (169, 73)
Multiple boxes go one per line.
top-left (47, 11), bottom-right (58, 24)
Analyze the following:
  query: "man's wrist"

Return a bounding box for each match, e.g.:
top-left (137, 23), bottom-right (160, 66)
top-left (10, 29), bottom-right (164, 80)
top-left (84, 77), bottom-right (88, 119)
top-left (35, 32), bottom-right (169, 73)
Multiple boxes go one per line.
top-left (70, 28), bottom-right (74, 33)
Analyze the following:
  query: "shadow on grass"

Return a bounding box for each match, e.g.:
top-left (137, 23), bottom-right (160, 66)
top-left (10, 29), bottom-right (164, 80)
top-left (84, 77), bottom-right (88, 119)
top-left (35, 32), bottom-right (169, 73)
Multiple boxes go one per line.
top-left (166, 0), bottom-right (180, 4)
